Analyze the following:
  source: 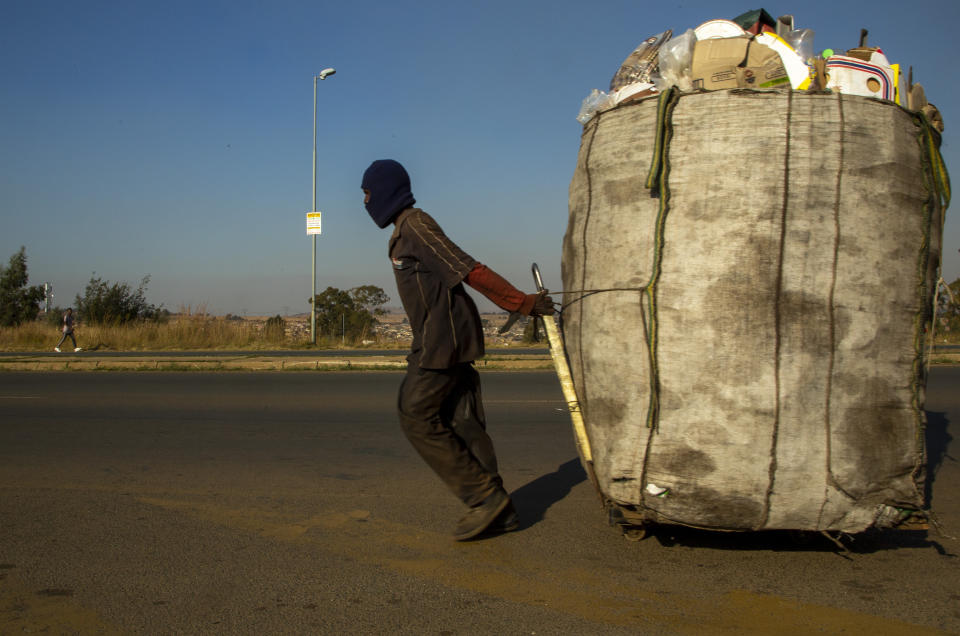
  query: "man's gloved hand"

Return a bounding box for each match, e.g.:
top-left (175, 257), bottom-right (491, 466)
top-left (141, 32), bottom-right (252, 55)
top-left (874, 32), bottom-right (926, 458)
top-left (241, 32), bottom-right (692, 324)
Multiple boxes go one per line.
top-left (500, 292), bottom-right (555, 333)
top-left (527, 291), bottom-right (556, 316)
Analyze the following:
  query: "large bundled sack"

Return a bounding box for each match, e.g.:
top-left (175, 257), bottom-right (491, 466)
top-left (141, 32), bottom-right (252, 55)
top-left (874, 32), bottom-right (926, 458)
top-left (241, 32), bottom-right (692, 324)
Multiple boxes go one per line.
top-left (562, 89), bottom-right (948, 532)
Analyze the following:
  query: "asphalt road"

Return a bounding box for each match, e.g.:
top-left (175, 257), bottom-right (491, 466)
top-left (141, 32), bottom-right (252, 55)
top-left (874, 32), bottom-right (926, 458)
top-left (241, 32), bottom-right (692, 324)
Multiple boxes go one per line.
top-left (1, 369), bottom-right (958, 634)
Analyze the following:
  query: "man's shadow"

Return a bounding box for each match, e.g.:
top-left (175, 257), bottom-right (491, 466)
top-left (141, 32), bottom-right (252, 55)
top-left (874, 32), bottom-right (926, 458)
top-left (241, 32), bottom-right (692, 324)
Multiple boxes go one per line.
top-left (510, 458), bottom-right (587, 530)
top-left (925, 410), bottom-right (954, 508)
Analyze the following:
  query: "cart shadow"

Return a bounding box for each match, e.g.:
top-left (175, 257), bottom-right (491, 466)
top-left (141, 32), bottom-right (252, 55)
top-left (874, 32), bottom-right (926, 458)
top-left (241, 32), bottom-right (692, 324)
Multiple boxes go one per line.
top-left (645, 525), bottom-right (954, 556)
top-left (510, 458), bottom-right (586, 530)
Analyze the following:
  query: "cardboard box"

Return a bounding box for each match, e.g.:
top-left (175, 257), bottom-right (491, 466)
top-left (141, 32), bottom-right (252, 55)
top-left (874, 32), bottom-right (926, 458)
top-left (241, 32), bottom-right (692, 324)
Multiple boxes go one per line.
top-left (691, 36), bottom-right (748, 91)
top-left (844, 47), bottom-right (890, 65)
top-left (691, 36), bottom-right (788, 91)
top-left (754, 32), bottom-right (811, 89)
top-left (736, 64), bottom-right (790, 89)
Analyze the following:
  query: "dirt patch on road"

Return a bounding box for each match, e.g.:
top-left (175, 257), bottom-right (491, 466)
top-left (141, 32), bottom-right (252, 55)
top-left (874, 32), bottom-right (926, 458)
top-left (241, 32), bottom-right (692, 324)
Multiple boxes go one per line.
top-left (0, 566), bottom-right (119, 634)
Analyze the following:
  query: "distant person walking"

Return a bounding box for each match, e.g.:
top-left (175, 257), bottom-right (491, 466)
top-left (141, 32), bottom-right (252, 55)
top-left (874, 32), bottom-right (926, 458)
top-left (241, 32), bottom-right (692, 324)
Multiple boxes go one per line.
top-left (54, 308), bottom-right (81, 352)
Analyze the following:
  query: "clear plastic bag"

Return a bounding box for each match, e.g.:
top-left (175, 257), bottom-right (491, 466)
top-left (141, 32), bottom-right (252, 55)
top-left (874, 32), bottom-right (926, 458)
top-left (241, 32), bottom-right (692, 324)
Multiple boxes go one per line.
top-left (653, 29), bottom-right (696, 92)
top-left (784, 28), bottom-right (815, 63)
top-left (576, 89), bottom-right (614, 124)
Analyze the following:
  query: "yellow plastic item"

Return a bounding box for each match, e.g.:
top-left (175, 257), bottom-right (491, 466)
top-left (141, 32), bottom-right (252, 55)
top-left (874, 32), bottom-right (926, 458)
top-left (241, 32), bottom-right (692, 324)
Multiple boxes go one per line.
top-left (755, 31), bottom-right (812, 89)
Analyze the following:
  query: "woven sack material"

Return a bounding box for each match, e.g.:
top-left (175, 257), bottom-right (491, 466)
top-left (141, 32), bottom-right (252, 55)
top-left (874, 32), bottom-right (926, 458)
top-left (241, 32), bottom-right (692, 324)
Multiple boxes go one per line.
top-left (562, 90), bottom-right (945, 532)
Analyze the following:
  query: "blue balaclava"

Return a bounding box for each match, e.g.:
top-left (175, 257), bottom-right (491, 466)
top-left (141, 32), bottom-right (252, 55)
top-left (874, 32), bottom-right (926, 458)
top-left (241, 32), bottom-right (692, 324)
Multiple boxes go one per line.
top-left (361, 159), bottom-right (416, 228)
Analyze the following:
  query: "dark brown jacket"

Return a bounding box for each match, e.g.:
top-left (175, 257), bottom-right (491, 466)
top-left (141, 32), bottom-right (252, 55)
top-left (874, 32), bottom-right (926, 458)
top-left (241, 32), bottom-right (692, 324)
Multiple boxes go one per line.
top-left (389, 208), bottom-right (484, 369)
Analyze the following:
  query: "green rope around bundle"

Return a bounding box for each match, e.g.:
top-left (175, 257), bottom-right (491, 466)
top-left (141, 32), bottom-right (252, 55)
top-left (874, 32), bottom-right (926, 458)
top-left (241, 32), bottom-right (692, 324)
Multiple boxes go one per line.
top-left (640, 88), bottom-right (681, 430)
top-left (919, 111), bottom-right (951, 379)
top-left (645, 88), bottom-right (677, 191)
top-left (918, 113), bottom-right (951, 212)
top-left (556, 88), bottom-right (680, 431)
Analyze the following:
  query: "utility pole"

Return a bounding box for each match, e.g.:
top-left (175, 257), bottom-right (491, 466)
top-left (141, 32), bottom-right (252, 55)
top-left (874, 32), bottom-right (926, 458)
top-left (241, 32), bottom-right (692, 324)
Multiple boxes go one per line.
top-left (310, 67), bottom-right (337, 344)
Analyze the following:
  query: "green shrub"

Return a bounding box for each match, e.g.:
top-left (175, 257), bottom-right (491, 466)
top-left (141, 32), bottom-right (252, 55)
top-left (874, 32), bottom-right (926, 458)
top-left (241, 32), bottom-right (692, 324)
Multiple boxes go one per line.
top-left (265, 315), bottom-right (286, 343)
top-left (75, 274), bottom-right (162, 325)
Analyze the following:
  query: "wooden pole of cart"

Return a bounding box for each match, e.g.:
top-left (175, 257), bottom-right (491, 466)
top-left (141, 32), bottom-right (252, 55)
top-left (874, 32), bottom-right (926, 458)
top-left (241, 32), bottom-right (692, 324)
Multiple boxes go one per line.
top-left (532, 264), bottom-right (601, 497)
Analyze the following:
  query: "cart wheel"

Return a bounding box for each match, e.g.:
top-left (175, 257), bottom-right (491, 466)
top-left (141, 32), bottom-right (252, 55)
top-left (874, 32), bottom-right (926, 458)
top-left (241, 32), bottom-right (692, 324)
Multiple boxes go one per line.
top-left (622, 525), bottom-right (647, 542)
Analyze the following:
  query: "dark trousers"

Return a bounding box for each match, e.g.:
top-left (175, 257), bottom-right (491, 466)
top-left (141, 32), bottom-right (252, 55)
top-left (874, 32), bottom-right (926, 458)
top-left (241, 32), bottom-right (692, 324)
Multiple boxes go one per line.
top-left (398, 360), bottom-right (502, 507)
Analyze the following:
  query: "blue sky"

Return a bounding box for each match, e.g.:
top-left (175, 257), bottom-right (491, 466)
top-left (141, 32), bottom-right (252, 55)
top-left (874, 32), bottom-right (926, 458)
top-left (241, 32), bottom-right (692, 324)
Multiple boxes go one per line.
top-left (2, 0), bottom-right (958, 315)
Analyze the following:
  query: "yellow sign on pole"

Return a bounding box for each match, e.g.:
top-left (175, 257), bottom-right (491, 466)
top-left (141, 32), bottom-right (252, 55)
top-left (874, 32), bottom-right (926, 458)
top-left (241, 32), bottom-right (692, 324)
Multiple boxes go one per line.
top-left (306, 212), bottom-right (322, 235)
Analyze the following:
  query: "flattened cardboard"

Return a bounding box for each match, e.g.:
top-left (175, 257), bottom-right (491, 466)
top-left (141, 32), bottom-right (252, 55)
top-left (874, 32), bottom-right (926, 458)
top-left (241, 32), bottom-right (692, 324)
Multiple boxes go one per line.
top-left (691, 36), bottom-right (788, 91)
top-left (744, 38), bottom-right (790, 88)
top-left (737, 64), bottom-right (790, 89)
top-left (844, 47), bottom-right (890, 66)
top-left (691, 36), bottom-right (748, 90)
top-left (754, 32), bottom-right (812, 89)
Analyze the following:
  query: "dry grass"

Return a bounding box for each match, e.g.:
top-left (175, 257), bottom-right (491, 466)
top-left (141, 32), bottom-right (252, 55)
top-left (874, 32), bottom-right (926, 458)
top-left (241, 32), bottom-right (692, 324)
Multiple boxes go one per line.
top-left (1, 318), bottom-right (260, 351)
top-left (0, 309), bottom-right (404, 351)
top-left (7, 307), bottom-right (950, 352)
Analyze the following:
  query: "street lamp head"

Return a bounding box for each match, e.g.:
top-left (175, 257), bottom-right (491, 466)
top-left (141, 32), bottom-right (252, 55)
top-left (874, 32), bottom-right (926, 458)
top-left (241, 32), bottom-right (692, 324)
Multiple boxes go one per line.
top-left (318, 68), bottom-right (336, 80)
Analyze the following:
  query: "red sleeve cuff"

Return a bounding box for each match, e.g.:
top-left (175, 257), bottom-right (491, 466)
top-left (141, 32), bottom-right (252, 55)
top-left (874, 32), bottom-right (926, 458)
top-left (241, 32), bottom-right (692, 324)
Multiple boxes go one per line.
top-left (517, 293), bottom-right (536, 315)
top-left (465, 263), bottom-right (531, 313)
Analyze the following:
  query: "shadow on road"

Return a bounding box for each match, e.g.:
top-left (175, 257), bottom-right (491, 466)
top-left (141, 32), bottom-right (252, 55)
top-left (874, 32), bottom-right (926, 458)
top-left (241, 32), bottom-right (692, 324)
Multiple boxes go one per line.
top-left (925, 410), bottom-right (955, 508)
top-left (510, 458), bottom-right (586, 530)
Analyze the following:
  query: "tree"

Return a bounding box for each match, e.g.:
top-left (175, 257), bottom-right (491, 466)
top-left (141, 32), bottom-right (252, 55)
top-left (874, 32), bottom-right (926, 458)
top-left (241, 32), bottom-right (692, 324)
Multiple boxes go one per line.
top-left (349, 285), bottom-right (390, 317)
top-left (935, 277), bottom-right (960, 340)
top-left (0, 247), bottom-right (44, 327)
top-left (75, 274), bottom-right (163, 324)
top-left (310, 285), bottom-right (389, 343)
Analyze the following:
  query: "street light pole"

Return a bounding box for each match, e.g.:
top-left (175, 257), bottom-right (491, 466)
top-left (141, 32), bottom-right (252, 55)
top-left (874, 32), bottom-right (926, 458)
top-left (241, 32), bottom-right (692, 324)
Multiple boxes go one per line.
top-left (311, 67), bottom-right (336, 345)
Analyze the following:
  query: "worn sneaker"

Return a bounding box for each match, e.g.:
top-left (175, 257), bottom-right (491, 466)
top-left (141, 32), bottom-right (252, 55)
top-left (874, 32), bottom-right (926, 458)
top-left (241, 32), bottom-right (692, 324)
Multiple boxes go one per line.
top-left (74, 347), bottom-right (82, 352)
top-left (453, 489), bottom-right (511, 541)
top-left (54, 347), bottom-right (61, 352)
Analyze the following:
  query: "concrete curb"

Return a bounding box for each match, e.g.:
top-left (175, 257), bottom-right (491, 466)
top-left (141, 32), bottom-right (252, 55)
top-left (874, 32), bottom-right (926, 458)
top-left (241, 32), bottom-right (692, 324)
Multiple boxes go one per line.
top-left (0, 353), bottom-right (554, 372)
